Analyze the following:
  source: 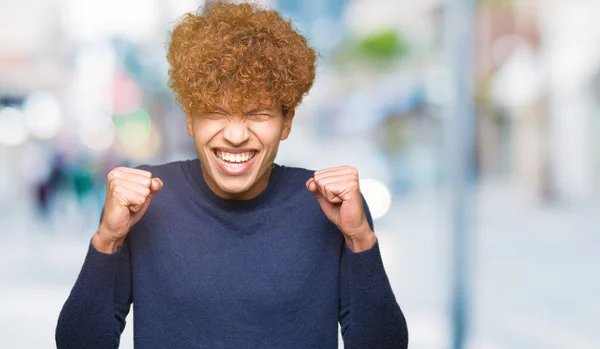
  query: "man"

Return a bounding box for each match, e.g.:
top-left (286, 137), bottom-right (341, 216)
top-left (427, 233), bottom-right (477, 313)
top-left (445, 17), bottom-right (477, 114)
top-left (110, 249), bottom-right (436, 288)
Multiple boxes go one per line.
top-left (56, 2), bottom-right (408, 348)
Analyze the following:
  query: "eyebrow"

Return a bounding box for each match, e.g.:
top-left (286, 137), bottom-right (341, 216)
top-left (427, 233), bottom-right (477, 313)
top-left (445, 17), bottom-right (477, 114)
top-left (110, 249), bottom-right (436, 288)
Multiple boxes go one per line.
top-left (214, 107), bottom-right (231, 114)
top-left (244, 108), bottom-right (273, 115)
top-left (208, 107), bottom-right (275, 115)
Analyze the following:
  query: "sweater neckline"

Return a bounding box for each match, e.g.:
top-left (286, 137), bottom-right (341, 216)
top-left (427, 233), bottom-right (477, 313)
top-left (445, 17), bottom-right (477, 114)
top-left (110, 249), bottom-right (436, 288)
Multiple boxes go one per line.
top-left (185, 158), bottom-right (283, 211)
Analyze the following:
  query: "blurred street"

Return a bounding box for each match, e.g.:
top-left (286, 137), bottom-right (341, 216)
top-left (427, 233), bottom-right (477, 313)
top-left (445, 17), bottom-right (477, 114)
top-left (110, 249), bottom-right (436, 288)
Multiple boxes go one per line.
top-left (2, 0), bottom-right (600, 348)
top-left (1, 181), bottom-right (598, 349)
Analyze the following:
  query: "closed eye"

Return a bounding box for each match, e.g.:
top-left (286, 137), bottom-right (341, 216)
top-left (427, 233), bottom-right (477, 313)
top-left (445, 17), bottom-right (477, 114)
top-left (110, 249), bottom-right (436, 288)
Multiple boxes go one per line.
top-left (203, 111), bottom-right (229, 120)
top-left (247, 113), bottom-right (272, 121)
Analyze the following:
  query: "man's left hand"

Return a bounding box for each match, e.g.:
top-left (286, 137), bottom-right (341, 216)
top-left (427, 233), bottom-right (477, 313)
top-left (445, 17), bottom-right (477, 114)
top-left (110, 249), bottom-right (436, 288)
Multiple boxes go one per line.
top-left (306, 166), bottom-right (376, 252)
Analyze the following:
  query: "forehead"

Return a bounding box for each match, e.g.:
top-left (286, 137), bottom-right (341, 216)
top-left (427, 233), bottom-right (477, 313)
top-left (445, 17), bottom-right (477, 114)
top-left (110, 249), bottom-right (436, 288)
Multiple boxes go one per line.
top-left (209, 98), bottom-right (281, 114)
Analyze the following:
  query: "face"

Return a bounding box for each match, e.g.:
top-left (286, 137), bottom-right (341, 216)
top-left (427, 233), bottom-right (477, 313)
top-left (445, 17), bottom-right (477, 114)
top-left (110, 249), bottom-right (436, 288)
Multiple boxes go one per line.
top-left (186, 101), bottom-right (295, 200)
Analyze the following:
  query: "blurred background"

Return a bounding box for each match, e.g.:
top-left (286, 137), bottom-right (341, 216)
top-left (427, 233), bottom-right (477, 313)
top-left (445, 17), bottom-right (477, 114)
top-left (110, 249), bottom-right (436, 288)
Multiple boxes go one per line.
top-left (1, 0), bottom-right (599, 348)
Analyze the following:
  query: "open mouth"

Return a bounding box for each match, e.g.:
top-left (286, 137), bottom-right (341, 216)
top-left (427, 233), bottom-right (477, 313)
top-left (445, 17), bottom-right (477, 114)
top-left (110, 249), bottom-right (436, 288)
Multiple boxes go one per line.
top-left (213, 149), bottom-right (257, 175)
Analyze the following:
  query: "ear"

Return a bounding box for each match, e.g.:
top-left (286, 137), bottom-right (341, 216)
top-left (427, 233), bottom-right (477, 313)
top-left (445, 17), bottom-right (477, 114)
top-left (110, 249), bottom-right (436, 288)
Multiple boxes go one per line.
top-left (185, 113), bottom-right (194, 137)
top-left (280, 109), bottom-right (295, 141)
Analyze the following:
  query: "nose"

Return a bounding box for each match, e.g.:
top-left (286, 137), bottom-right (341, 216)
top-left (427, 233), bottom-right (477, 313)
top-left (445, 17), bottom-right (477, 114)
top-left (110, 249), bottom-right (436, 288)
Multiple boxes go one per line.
top-left (222, 119), bottom-right (250, 146)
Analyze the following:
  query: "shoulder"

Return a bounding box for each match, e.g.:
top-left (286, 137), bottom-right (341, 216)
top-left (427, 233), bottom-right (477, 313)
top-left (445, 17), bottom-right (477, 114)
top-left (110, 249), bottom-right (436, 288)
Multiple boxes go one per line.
top-left (127, 160), bottom-right (194, 234)
top-left (133, 160), bottom-right (197, 203)
top-left (275, 164), bottom-right (317, 195)
top-left (272, 164), bottom-right (341, 233)
top-left (134, 159), bottom-right (191, 181)
top-left (270, 164), bottom-right (317, 206)
top-left (278, 164), bottom-right (314, 185)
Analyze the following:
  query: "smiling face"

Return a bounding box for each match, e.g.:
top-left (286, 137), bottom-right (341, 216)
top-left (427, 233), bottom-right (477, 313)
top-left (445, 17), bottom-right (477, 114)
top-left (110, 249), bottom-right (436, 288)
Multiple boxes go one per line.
top-left (186, 101), bottom-right (294, 200)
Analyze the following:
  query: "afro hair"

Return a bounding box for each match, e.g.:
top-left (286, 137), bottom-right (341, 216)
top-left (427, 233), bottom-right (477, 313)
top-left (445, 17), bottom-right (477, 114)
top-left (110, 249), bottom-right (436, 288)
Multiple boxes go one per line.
top-left (166, 1), bottom-right (317, 114)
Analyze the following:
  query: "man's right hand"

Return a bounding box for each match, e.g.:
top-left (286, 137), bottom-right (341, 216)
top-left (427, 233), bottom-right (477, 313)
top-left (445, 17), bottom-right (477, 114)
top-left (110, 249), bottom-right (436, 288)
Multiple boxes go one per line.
top-left (92, 167), bottom-right (163, 254)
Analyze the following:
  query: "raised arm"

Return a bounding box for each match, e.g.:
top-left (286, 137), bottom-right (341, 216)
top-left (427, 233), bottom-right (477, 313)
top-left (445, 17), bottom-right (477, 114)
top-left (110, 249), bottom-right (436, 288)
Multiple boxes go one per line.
top-left (338, 239), bottom-right (408, 348)
top-left (56, 166), bottom-right (162, 348)
top-left (306, 166), bottom-right (408, 347)
top-left (55, 238), bottom-right (133, 348)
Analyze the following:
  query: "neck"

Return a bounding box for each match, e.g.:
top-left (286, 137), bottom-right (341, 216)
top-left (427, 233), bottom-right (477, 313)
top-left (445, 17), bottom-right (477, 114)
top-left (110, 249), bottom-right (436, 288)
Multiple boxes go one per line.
top-left (200, 163), bottom-right (273, 201)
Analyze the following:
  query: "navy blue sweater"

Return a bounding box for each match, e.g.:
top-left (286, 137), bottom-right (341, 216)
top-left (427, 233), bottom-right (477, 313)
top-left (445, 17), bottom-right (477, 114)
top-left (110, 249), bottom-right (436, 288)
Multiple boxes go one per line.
top-left (56, 159), bottom-right (408, 348)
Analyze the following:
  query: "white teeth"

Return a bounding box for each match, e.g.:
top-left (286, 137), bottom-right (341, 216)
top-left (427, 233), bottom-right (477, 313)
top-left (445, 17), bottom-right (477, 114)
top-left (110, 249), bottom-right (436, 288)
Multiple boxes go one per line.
top-left (217, 151), bottom-right (255, 163)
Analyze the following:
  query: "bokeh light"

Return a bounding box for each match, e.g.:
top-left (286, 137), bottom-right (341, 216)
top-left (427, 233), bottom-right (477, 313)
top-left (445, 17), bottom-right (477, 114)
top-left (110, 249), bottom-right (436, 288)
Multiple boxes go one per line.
top-left (112, 74), bottom-right (142, 115)
top-left (0, 106), bottom-right (28, 146)
top-left (22, 92), bottom-right (63, 139)
top-left (114, 108), bottom-right (151, 146)
top-left (79, 120), bottom-right (116, 151)
top-left (77, 110), bottom-right (113, 134)
top-left (360, 178), bottom-right (392, 220)
top-left (113, 108), bottom-right (161, 160)
top-left (115, 122), bottom-right (162, 160)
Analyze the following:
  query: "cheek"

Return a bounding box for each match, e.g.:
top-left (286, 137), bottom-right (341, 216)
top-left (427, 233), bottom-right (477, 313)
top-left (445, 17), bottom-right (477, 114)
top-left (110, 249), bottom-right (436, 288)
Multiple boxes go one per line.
top-left (193, 121), bottom-right (224, 144)
top-left (249, 122), bottom-right (284, 145)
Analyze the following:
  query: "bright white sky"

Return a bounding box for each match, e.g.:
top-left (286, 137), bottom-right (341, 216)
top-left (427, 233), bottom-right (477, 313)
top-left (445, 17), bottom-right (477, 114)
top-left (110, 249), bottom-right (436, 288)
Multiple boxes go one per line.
top-left (0, 0), bottom-right (208, 50)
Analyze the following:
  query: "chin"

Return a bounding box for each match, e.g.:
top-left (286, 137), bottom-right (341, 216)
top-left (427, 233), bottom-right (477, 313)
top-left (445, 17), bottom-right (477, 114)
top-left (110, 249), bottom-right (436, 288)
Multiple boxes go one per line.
top-left (216, 179), bottom-right (254, 195)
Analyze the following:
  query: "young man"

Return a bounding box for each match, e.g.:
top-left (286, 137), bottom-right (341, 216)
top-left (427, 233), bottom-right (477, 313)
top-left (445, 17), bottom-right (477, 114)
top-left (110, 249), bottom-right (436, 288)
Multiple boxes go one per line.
top-left (56, 2), bottom-right (408, 348)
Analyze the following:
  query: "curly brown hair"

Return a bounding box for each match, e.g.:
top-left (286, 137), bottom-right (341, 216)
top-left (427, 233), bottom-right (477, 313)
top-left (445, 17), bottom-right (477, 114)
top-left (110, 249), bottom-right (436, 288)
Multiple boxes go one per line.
top-left (166, 1), bottom-right (317, 114)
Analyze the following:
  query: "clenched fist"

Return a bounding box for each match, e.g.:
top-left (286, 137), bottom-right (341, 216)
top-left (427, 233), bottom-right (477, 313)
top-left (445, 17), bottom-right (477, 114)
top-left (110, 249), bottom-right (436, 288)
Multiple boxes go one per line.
top-left (92, 167), bottom-right (163, 253)
top-left (306, 166), bottom-right (376, 252)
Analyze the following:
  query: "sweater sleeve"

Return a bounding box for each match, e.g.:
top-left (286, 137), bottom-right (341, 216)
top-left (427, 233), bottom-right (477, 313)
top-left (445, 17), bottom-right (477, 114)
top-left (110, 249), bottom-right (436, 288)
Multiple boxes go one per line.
top-left (55, 237), bottom-right (133, 348)
top-left (338, 198), bottom-right (408, 348)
